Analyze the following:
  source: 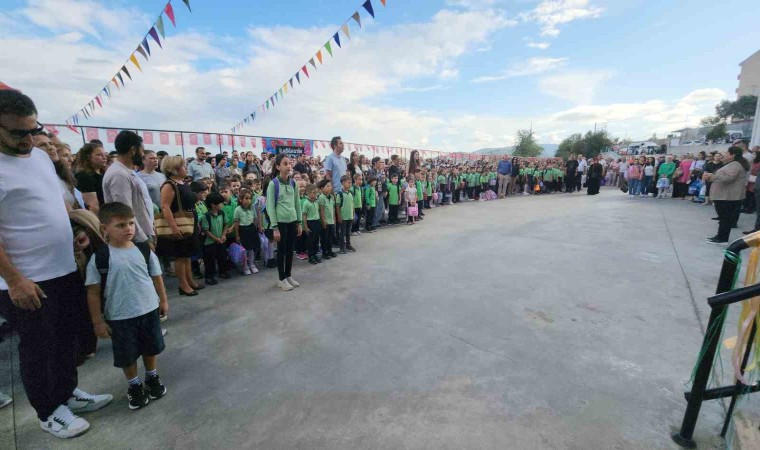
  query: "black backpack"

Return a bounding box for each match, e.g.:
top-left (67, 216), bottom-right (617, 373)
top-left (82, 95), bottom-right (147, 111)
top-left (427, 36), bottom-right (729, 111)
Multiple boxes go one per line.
top-left (94, 242), bottom-right (151, 310)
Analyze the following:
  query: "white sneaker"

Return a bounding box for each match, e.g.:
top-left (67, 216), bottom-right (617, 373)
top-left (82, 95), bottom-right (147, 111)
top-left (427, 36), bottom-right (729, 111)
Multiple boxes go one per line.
top-left (277, 279), bottom-right (294, 291)
top-left (351, 232), bottom-right (359, 237)
top-left (251, 264), bottom-right (259, 274)
top-left (0, 391), bottom-right (11, 409)
top-left (243, 266), bottom-right (252, 275)
top-left (67, 388), bottom-right (113, 414)
top-left (286, 277), bottom-right (300, 288)
top-left (40, 405), bottom-right (90, 439)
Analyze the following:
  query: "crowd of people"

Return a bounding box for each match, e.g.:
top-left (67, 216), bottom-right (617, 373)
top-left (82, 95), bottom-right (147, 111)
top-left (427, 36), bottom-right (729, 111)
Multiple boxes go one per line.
top-left (1, 87), bottom-right (755, 440)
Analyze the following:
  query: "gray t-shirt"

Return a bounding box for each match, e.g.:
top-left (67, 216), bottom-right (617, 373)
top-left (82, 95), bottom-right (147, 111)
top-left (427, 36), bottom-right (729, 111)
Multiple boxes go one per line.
top-left (85, 245), bottom-right (162, 321)
top-left (324, 152), bottom-right (347, 193)
top-left (137, 170), bottom-right (166, 206)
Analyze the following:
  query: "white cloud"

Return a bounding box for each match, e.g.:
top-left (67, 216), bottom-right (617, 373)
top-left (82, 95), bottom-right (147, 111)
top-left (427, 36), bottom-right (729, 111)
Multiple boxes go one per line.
top-left (472, 57), bottom-right (567, 83)
top-left (526, 41), bottom-right (551, 50)
top-left (538, 70), bottom-right (614, 104)
top-left (20, 0), bottom-right (147, 39)
top-left (520, 0), bottom-right (604, 37)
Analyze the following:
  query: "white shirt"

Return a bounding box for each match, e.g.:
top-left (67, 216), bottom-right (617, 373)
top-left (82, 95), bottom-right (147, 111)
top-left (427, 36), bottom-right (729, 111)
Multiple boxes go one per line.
top-left (577, 159), bottom-right (588, 173)
top-left (0, 149), bottom-right (76, 289)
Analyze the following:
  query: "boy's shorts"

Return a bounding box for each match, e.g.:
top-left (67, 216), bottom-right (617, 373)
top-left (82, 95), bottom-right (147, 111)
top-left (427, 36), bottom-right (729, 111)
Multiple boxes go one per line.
top-left (107, 308), bottom-right (165, 368)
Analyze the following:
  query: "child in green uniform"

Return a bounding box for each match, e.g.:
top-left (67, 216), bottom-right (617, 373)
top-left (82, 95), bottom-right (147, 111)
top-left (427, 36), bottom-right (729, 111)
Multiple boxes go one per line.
top-left (189, 181), bottom-right (208, 279)
top-left (336, 175), bottom-right (356, 254)
top-left (415, 172), bottom-right (425, 218)
top-left (350, 174), bottom-right (364, 235)
top-left (233, 188), bottom-right (259, 275)
top-left (364, 176), bottom-right (377, 232)
top-left (317, 179), bottom-right (337, 259)
top-left (386, 174), bottom-right (401, 224)
top-left (265, 153), bottom-right (303, 291)
top-left (219, 185), bottom-right (237, 244)
top-left (200, 192), bottom-right (229, 285)
top-left (301, 184), bottom-right (321, 265)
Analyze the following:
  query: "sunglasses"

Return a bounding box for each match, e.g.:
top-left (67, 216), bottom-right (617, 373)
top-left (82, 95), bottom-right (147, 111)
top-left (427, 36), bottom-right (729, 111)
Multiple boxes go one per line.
top-left (0, 122), bottom-right (46, 139)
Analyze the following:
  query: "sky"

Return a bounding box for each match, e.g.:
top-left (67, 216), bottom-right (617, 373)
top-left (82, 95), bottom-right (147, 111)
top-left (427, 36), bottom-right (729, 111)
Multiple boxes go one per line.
top-left (2, 0), bottom-right (759, 153)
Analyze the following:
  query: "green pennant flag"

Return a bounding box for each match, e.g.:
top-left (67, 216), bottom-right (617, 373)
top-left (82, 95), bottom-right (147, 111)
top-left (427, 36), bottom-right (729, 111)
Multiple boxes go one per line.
top-left (156, 16), bottom-right (166, 39)
top-left (325, 41), bottom-right (333, 57)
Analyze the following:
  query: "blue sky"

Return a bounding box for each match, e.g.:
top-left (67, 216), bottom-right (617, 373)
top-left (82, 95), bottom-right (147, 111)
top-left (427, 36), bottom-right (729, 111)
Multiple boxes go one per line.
top-left (2, 0), bottom-right (759, 153)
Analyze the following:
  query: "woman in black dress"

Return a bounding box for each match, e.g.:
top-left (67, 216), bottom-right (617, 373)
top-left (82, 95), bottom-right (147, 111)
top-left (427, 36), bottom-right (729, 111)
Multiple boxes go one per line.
top-left (74, 142), bottom-right (107, 212)
top-left (587, 156), bottom-right (604, 195)
top-left (158, 156), bottom-right (204, 296)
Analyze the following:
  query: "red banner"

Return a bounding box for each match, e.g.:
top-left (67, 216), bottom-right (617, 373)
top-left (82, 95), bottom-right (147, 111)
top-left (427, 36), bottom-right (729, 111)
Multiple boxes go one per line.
top-left (227, 135), bottom-right (234, 146)
top-left (143, 131), bottom-right (154, 145)
top-left (85, 128), bottom-right (99, 142)
top-left (106, 129), bottom-right (118, 144)
top-left (239, 136), bottom-right (246, 147)
top-left (203, 134), bottom-right (212, 145)
top-left (175, 133), bottom-right (183, 145)
top-left (189, 134), bottom-right (198, 146)
top-left (159, 132), bottom-right (169, 145)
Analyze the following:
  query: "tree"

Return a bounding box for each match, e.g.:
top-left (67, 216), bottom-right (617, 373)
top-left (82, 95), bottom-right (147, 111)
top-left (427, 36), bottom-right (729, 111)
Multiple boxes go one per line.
top-left (554, 130), bottom-right (614, 159)
top-left (512, 129), bottom-right (543, 157)
top-left (700, 116), bottom-right (721, 127)
top-left (555, 133), bottom-right (583, 159)
top-left (716, 95), bottom-right (758, 122)
top-left (706, 122), bottom-right (727, 141)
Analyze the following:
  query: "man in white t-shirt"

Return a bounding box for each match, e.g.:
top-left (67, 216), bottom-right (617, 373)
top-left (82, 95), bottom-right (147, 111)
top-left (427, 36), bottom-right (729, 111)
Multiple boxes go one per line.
top-left (0, 90), bottom-right (112, 439)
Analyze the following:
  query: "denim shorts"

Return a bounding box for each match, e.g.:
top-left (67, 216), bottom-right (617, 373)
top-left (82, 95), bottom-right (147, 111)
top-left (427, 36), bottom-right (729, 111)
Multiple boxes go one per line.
top-left (107, 308), bottom-right (165, 368)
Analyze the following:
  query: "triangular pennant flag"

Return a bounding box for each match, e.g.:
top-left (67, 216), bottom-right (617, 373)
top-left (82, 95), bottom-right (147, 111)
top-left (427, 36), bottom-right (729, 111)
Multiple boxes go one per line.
top-left (283, 84), bottom-right (288, 94)
top-left (164, 2), bottom-right (176, 27)
top-left (316, 50), bottom-right (323, 65)
top-left (363, 0), bottom-right (375, 18)
top-left (289, 78), bottom-right (294, 88)
top-left (113, 76), bottom-right (121, 89)
top-left (182, 0), bottom-right (192, 12)
top-left (302, 65), bottom-right (309, 78)
top-left (266, 100), bottom-right (270, 110)
top-left (82, 108), bottom-right (89, 119)
top-left (309, 57), bottom-right (316, 69)
top-left (155, 16), bottom-right (166, 39)
top-left (295, 72), bottom-right (301, 84)
top-left (352, 12), bottom-right (362, 28)
top-left (102, 87), bottom-right (110, 99)
top-left (342, 24), bottom-right (350, 40)
top-left (136, 45), bottom-right (148, 61)
top-left (129, 54), bottom-right (143, 72)
top-left (121, 65), bottom-right (132, 80)
top-left (325, 41), bottom-right (333, 57)
top-left (333, 32), bottom-right (341, 48)
top-left (141, 37), bottom-right (151, 56)
top-left (274, 92), bottom-right (278, 102)
top-left (380, 0), bottom-right (386, 6)
top-left (95, 96), bottom-right (103, 108)
top-left (251, 113), bottom-right (256, 122)
top-left (148, 27), bottom-right (162, 48)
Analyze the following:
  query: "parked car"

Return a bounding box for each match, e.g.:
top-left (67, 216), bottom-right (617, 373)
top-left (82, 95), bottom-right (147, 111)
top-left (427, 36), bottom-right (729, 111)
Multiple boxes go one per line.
top-left (681, 140), bottom-right (693, 146)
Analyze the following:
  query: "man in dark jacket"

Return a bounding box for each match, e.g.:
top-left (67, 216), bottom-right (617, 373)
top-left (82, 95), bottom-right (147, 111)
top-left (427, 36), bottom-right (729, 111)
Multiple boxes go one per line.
top-left (565, 154), bottom-right (579, 193)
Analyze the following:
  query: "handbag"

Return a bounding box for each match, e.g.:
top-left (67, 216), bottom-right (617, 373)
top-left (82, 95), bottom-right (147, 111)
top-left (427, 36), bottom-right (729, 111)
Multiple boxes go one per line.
top-left (407, 204), bottom-right (419, 217)
top-left (155, 180), bottom-right (195, 239)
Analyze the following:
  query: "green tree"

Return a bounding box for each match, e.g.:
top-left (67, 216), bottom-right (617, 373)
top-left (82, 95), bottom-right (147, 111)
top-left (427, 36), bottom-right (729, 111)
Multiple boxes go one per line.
top-left (706, 122), bottom-right (727, 141)
top-left (555, 130), bottom-right (614, 159)
top-left (700, 116), bottom-right (721, 126)
top-left (512, 129), bottom-right (543, 157)
top-left (716, 95), bottom-right (758, 122)
top-left (555, 133), bottom-right (582, 159)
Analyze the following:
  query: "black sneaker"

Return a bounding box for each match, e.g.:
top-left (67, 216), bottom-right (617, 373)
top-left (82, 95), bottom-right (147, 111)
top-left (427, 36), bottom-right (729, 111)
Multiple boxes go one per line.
top-left (308, 257), bottom-right (318, 265)
top-left (346, 245), bottom-right (356, 253)
top-left (340, 248), bottom-right (347, 254)
top-left (322, 253), bottom-right (332, 260)
top-left (329, 252), bottom-right (338, 258)
top-left (127, 383), bottom-right (149, 410)
top-left (205, 278), bottom-right (218, 286)
top-left (145, 375), bottom-right (167, 400)
top-left (706, 237), bottom-right (728, 245)
top-left (266, 259), bottom-right (277, 268)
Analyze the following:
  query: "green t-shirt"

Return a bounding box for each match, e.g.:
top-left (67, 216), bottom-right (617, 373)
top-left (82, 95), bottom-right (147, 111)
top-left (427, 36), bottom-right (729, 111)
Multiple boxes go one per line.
top-left (222, 199), bottom-right (237, 235)
top-left (302, 197), bottom-right (320, 223)
top-left (350, 185), bottom-right (363, 208)
top-left (317, 193), bottom-right (335, 225)
top-left (201, 210), bottom-right (226, 245)
top-left (386, 181), bottom-right (400, 206)
top-left (233, 205), bottom-right (256, 227)
top-left (195, 201), bottom-right (208, 221)
top-left (265, 177), bottom-right (302, 228)
top-left (364, 185), bottom-right (377, 208)
top-left (426, 180), bottom-right (433, 195)
top-left (437, 175), bottom-right (445, 185)
top-left (479, 174), bottom-right (488, 184)
top-left (415, 180), bottom-right (424, 199)
top-left (336, 191), bottom-right (354, 221)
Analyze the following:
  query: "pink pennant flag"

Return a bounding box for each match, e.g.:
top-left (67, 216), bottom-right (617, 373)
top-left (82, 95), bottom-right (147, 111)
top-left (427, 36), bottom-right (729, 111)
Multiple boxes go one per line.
top-left (227, 135), bottom-right (234, 146)
top-left (175, 133), bottom-right (183, 145)
top-left (44, 124), bottom-right (58, 135)
top-left (239, 136), bottom-right (246, 147)
top-left (251, 137), bottom-right (258, 148)
top-left (143, 132), bottom-right (154, 145)
top-left (203, 134), bottom-right (212, 145)
top-left (85, 128), bottom-right (99, 142)
top-left (216, 135), bottom-right (222, 145)
top-left (164, 2), bottom-right (176, 27)
top-left (160, 132), bottom-right (170, 145)
top-left (189, 133), bottom-right (198, 145)
top-left (106, 129), bottom-right (118, 143)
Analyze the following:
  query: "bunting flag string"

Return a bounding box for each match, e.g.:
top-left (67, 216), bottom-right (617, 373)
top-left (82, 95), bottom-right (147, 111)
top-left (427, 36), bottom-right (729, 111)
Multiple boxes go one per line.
top-left (229, 0), bottom-right (388, 132)
top-left (63, 0), bottom-right (192, 130)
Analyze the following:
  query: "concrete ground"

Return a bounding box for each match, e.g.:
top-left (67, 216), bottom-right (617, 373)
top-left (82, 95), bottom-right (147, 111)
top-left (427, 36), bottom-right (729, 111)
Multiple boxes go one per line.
top-left (1, 188), bottom-right (759, 449)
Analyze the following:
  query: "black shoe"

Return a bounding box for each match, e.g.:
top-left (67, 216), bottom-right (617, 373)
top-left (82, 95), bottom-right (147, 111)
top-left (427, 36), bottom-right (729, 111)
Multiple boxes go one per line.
top-left (309, 257), bottom-right (318, 265)
top-left (711, 217), bottom-right (719, 220)
top-left (346, 245), bottom-right (357, 253)
top-left (266, 259), bottom-right (277, 268)
top-left (190, 283), bottom-right (205, 290)
top-left (205, 278), bottom-right (218, 286)
top-left (329, 252), bottom-right (338, 257)
top-left (192, 271), bottom-right (204, 279)
top-left (322, 253), bottom-right (332, 260)
top-left (743, 230), bottom-right (759, 235)
top-left (145, 375), bottom-right (167, 400)
top-left (340, 248), bottom-right (347, 254)
top-left (219, 272), bottom-right (230, 279)
top-left (127, 383), bottom-right (149, 410)
top-left (178, 288), bottom-right (198, 297)
top-left (706, 237), bottom-right (728, 244)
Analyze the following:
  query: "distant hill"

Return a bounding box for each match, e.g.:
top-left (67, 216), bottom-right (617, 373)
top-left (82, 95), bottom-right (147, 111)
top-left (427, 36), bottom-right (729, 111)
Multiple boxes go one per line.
top-left (472, 144), bottom-right (559, 157)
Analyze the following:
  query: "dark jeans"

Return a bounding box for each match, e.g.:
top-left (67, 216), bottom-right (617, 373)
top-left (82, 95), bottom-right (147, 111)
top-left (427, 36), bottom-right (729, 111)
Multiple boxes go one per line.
top-left (0, 272), bottom-right (81, 420)
top-left (276, 221), bottom-right (298, 280)
top-left (365, 206), bottom-right (375, 231)
top-left (565, 172), bottom-right (575, 192)
top-left (714, 200), bottom-right (742, 241)
top-left (352, 208), bottom-right (362, 232)
top-left (307, 220), bottom-right (321, 257)
top-left (203, 242), bottom-right (228, 279)
top-left (575, 173), bottom-right (583, 191)
top-left (338, 220), bottom-right (352, 249)
top-left (755, 192), bottom-right (760, 231)
top-left (389, 204), bottom-right (399, 223)
top-left (321, 224), bottom-right (335, 255)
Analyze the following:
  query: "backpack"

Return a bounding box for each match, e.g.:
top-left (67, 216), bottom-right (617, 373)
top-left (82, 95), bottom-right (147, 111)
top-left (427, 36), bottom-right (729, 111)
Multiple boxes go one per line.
top-left (94, 242), bottom-right (151, 310)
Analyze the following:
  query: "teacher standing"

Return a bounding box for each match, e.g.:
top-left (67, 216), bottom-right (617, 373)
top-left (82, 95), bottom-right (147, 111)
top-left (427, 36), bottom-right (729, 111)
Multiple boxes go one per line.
top-left (703, 146), bottom-right (749, 244)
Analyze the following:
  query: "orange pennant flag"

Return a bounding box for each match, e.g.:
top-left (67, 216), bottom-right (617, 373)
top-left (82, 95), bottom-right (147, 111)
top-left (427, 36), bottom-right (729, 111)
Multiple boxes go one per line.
top-left (129, 54), bottom-right (143, 72)
top-left (316, 50), bottom-right (323, 65)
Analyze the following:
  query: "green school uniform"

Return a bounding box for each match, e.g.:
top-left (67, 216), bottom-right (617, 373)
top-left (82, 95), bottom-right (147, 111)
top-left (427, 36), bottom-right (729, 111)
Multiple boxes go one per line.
top-left (415, 180), bottom-right (424, 199)
top-left (386, 181), bottom-right (400, 206)
top-left (265, 176), bottom-right (302, 229)
top-left (195, 201), bottom-right (208, 221)
top-left (426, 180), bottom-right (433, 196)
top-left (350, 185), bottom-right (363, 208)
top-left (364, 185), bottom-right (377, 208)
top-left (201, 210), bottom-right (226, 245)
top-left (437, 175), bottom-right (445, 186)
top-left (233, 205), bottom-right (256, 226)
top-left (336, 191), bottom-right (354, 221)
top-left (317, 193), bottom-right (335, 225)
top-left (222, 198), bottom-right (237, 236)
top-left (302, 197), bottom-right (320, 227)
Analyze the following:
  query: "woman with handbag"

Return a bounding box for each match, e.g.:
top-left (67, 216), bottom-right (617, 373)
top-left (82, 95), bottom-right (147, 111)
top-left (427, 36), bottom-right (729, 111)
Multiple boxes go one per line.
top-left (704, 146), bottom-right (750, 244)
top-left (157, 156), bottom-right (203, 296)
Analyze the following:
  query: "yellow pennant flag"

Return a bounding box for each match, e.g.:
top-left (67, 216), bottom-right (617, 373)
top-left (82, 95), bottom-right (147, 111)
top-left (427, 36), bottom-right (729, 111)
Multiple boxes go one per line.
top-left (342, 24), bottom-right (351, 40)
top-left (284, 83), bottom-right (288, 94)
top-left (129, 54), bottom-right (143, 72)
